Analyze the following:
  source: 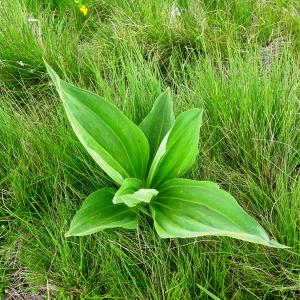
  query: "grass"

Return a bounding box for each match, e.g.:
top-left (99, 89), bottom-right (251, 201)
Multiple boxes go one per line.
top-left (0, 0), bottom-right (299, 298)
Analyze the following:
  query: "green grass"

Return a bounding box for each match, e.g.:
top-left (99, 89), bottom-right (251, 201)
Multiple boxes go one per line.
top-left (1, 0), bottom-right (299, 298)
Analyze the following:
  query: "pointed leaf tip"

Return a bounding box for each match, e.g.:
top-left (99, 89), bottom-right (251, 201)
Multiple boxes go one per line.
top-left (139, 88), bottom-right (175, 164)
top-left (44, 60), bottom-right (62, 96)
top-left (268, 239), bottom-right (290, 249)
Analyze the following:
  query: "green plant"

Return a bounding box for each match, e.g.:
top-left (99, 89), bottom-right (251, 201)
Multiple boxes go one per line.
top-left (45, 62), bottom-right (286, 248)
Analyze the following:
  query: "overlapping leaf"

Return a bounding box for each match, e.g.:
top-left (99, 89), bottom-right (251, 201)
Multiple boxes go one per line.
top-left (139, 88), bottom-right (175, 164)
top-left (113, 178), bottom-right (158, 207)
top-left (147, 109), bottom-right (203, 187)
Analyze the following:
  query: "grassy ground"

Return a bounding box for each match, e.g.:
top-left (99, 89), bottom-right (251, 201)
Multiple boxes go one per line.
top-left (0, 0), bottom-right (299, 299)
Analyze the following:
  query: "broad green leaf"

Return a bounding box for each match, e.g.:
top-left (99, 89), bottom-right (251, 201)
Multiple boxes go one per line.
top-left (139, 88), bottom-right (175, 163)
top-left (45, 62), bottom-right (149, 185)
top-left (147, 109), bottom-right (202, 187)
top-left (65, 188), bottom-right (138, 237)
top-left (150, 178), bottom-right (287, 248)
top-left (113, 178), bottom-right (158, 207)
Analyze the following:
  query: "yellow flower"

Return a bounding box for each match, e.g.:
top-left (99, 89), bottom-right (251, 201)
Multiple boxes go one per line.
top-left (80, 5), bottom-right (88, 16)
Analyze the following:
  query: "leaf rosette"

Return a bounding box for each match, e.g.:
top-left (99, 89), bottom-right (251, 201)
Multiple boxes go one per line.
top-left (45, 62), bottom-right (287, 248)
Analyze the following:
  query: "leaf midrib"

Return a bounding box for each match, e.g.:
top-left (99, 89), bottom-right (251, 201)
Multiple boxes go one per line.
top-left (154, 196), bottom-right (255, 234)
top-left (63, 89), bottom-right (138, 177)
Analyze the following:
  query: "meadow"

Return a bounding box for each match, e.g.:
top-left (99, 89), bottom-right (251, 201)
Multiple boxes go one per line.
top-left (0, 0), bottom-right (299, 299)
